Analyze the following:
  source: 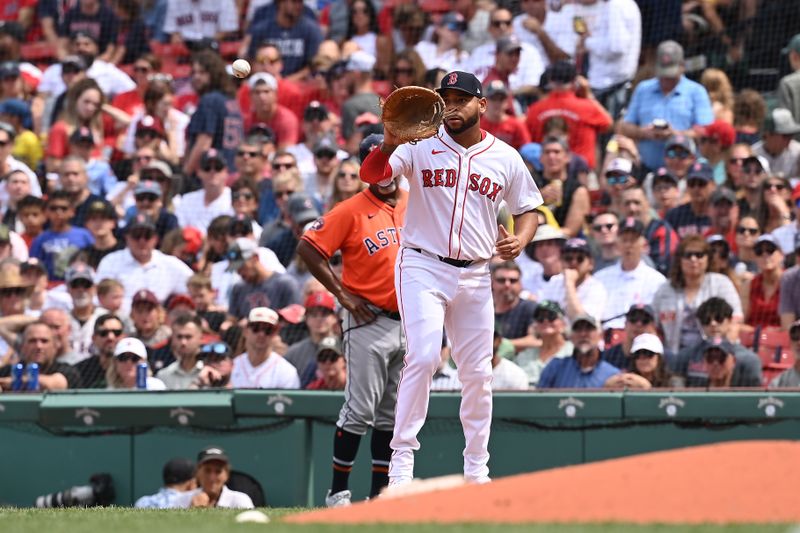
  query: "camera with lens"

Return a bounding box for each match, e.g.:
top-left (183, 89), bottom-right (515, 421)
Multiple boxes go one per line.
top-left (34, 473), bottom-right (115, 508)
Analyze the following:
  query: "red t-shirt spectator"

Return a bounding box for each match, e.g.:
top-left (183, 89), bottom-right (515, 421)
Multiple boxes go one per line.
top-left (481, 116), bottom-right (531, 150)
top-left (525, 90), bottom-right (611, 168)
top-left (238, 78), bottom-right (311, 123)
top-left (111, 90), bottom-right (144, 117)
top-left (244, 105), bottom-right (300, 148)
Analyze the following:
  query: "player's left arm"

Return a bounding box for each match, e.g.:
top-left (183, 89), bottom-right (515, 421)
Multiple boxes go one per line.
top-left (496, 210), bottom-right (538, 260)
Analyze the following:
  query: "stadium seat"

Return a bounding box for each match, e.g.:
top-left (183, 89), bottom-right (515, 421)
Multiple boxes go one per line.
top-left (738, 328), bottom-right (756, 351)
top-left (761, 365), bottom-right (789, 387)
top-left (754, 328), bottom-right (794, 367)
top-left (149, 41), bottom-right (190, 60)
top-left (219, 41), bottom-right (242, 59)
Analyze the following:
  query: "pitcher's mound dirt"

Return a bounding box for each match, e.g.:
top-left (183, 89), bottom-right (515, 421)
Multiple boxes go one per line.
top-left (288, 440), bottom-right (800, 525)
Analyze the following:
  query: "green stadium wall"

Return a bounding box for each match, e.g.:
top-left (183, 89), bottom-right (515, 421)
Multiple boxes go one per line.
top-left (1, 390), bottom-right (799, 508)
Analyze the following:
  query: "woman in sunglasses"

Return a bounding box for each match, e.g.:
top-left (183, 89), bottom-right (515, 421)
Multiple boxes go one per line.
top-left (604, 333), bottom-right (672, 389)
top-left (706, 234), bottom-right (742, 295)
top-left (652, 234), bottom-right (743, 354)
top-left (755, 175), bottom-right (792, 233)
top-left (741, 234), bottom-right (784, 331)
top-left (732, 216), bottom-right (760, 279)
top-left (106, 337), bottom-right (166, 390)
top-left (329, 159), bottom-right (365, 209)
top-left (722, 143), bottom-right (753, 192)
top-left (390, 49), bottom-right (426, 89)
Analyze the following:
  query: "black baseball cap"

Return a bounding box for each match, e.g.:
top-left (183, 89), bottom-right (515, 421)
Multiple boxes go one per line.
top-left (196, 446), bottom-right (229, 466)
top-left (162, 457), bottom-right (196, 485)
top-left (436, 71), bottom-right (483, 99)
top-left (619, 217), bottom-right (644, 236)
top-left (359, 133), bottom-right (383, 163)
top-left (547, 60), bottom-right (577, 84)
top-left (627, 303), bottom-right (655, 320)
top-left (69, 126), bottom-right (94, 145)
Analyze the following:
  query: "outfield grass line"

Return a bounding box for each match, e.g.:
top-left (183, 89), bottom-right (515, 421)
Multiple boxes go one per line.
top-left (0, 508), bottom-right (794, 533)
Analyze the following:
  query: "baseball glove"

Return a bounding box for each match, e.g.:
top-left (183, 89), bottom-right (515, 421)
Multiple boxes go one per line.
top-left (381, 86), bottom-right (446, 143)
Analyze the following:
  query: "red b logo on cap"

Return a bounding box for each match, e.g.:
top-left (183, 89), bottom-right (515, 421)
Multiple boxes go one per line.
top-left (447, 72), bottom-right (458, 85)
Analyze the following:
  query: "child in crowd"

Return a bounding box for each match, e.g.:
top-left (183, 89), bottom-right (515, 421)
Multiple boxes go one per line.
top-left (29, 191), bottom-right (94, 282)
top-left (16, 195), bottom-right (46, 249)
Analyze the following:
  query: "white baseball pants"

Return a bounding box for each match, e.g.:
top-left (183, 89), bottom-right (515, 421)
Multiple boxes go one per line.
top-left (390, 247), bottom-right (494, 483)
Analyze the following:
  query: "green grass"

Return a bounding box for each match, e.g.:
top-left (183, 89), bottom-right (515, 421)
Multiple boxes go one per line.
top-left (0, 508), bottom-right (793, 533)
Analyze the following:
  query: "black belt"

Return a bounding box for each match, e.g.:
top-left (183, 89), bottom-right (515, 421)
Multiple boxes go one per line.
top-left (377, 309), bottom-right (401, 321)
top-left (409, 248), bottom-right (474, 268)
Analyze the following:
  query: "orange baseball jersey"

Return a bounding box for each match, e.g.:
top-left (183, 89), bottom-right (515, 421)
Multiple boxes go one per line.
top-left (301, 188), bottom-right (408, 312)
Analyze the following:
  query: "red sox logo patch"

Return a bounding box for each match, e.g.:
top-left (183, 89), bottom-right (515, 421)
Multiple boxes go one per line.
top-left (447, 72), bottom-right (458, 85)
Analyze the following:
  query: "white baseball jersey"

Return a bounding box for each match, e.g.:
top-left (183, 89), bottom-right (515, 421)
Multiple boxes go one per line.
top-left (388, 126), bottom-right (542, 260)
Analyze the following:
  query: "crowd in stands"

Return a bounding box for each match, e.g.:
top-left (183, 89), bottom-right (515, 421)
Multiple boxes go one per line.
top-left (1, 0), bottom-right (800, 393)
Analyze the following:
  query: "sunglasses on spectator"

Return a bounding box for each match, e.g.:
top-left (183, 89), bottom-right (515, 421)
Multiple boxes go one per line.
top-left (754, 243), bottom-right (779, 256)
top-left (681, 250), bottom-right (707, 260)
top-left (633, 350), bottom-right (658, 359)
top-left (69, 279), bottom-right (92, 290)
top-left (133, 65), bottom-right (152, 73)
top-left (562, 252), bottom-right (586, 264)
top-left (237, 150), bottom-right (260, 158)
top-left (699, 314), bottom-right (729, 326)
top-left (272, 161), bottom-right (295, 170)
top-left (0, 287), bottom-right (26, 297)
top-left (736, 226), bottom-right (759, 235)
top-left (394, 67), bottom-right (414, 76)
top-left (135, 193), bottom-right (159, 203)
top-left (200, 342), bottom-right (231, 361)
top-left (202, 162), bottom-right (226, 173)
top-left (687, 179), bottom-right (708, 189)
top-left (728, 157), bottom-right (747, 165)
top-left (534, 310), bottom-right (559, 322)
top-left (665, 149), bottom-right (691, 160)
top-left (491, 19), bottom-right (512, 27)
top-left (274, 189), bottom-right (295, 198)
top-left (626, 313), bottom-right (652, 326)
top-left (704, 349), bottom-right (728, 364)
top-left (493, 276), bottom-right (519, 284)
top-left (233, 192), bottom-right (254, 201)
top-left (97, 328), bottom-right (123, 337)
top-left (606, 173), bottom-right (629, 186)
top-left (592, 223), bottom-right (616, 232)
top-left (249, 323), bottom-right (277, 335)
top-left (764, 182), bottom-right (786, 191)
top-left (116, 353), bottom-right (143, 363)
top-left (129, 229), bottom-right (155, 241)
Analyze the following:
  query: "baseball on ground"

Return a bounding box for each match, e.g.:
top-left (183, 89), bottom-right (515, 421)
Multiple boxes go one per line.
top-left (232, 59), bottom-right (251, 78)
top-left (234, 510), bottom-right (269, 523)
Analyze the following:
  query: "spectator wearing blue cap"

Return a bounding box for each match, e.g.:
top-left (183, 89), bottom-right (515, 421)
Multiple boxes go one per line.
top-left (0, 99), bottom-right (39, 170)
top-left (665, 160), bottom-right (716, 239)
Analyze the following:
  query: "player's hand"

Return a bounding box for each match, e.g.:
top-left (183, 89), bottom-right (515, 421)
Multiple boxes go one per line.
top-left (339, 290), bottom-right (377, 324)
top-left (496, 225), bottom-right (522, 260)
top-left (381, 126), bottom-right (402, 149)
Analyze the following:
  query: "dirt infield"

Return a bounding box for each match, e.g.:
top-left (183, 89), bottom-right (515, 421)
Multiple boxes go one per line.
top-left (287, 440), bottom-right (800, 525)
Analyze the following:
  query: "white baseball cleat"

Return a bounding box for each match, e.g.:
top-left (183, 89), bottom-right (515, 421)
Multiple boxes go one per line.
top-left (466, 475), bottom-right (491, 484)
top-left (387, 476), bottom-right (413, 487)
top-left (325, 489), bottom-right (352, 507)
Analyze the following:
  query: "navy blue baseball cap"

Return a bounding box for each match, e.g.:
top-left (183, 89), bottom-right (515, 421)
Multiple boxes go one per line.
top-left (0, 98), bottom-right (32, 130)
top-left (359, 133), bottom-right (383, 163)
top-left (687, 161), bottom-right (714, 182)
top-left (436, 71), bottom-right (483, 99)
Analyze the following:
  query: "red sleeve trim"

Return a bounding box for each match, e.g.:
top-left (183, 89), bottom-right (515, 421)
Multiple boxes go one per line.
top-left (360, 145), bottom-right (393, 184)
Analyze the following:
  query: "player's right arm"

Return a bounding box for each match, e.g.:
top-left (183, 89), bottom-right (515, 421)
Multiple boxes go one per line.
top-left (296, 240), bottom-right (377, 324)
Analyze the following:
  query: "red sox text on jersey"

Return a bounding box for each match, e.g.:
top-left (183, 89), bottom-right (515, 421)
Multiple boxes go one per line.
top-left (420, 168), bottom-right (503, 201)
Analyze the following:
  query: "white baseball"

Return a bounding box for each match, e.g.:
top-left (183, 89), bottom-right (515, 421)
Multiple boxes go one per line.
top-left (234, 510), bottom-right (270, 523)
top-left (232, 59), bottom-right (251, 79)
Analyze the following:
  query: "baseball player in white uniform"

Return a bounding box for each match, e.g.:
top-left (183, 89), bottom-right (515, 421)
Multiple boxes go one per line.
top-left (360, 71), bottom-right (542, 485)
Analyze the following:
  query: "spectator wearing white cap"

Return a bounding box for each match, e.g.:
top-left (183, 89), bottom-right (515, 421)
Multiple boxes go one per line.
top-left (245, 73), bottom-right (299, 150)
top-left (230, 307), bottom-right (300, 389)
top-left (106, 337), bottom-right (166, 390)
top-left (340, 51), bottom-right (381, 153)
top-left (518, 225), bottom-right (566, 299)
top-left (604, 332), bottom-right (671, 389)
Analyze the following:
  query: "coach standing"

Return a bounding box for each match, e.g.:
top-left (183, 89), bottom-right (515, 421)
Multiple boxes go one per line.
top-left (297, 134), bottom-right (407, 506)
